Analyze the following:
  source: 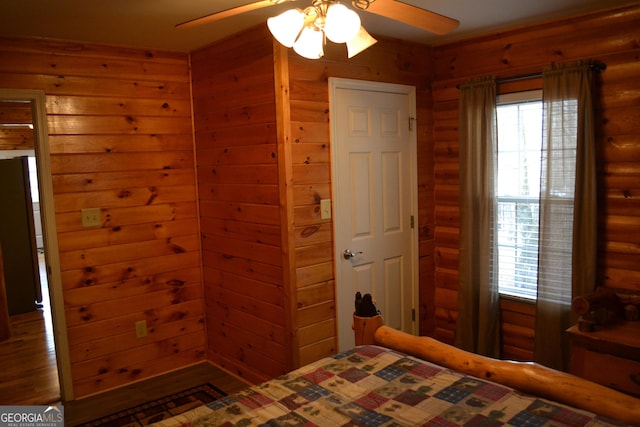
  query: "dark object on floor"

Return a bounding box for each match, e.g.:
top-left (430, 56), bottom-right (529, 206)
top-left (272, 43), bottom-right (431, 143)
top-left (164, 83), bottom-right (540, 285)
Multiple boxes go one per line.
top-left (75, 383), bottom-right (227, 427)
top-left (354, 291), bottom-right (381, 317)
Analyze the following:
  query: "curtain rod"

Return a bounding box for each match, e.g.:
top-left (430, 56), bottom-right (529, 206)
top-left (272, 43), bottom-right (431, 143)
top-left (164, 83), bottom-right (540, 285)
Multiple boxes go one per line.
top-left (457, 62), bottom-right (606, 88)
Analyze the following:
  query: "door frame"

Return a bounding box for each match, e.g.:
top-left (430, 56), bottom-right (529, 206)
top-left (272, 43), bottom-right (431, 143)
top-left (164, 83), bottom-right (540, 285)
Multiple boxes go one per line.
top-left (0, 88), bottom-right (73, 401)
top-left (328, 78), bottom-right (420, 346)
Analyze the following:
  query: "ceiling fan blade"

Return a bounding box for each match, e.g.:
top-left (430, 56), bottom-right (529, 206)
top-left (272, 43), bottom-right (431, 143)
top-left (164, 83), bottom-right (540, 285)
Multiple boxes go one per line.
top-left (176, 0), bottom-right (296, 30)
top-left (364, 0), bottom-right (459, 35)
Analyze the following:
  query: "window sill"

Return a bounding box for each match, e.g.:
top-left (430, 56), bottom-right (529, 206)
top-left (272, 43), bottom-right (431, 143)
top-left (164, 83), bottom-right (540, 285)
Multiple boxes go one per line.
top-left (499, 293), bottom-right (536, 305)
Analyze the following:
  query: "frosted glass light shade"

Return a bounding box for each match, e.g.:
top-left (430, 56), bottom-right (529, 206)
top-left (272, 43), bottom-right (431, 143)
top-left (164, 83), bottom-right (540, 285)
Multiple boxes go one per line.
top-left (347, 26), bottom-right (377, 58)
top-left (267, 8), bottom-right (305, 48)
top-left (293, 25), bottom-right (324, 59)
top-left (324, 3), bottom-right (361, 43)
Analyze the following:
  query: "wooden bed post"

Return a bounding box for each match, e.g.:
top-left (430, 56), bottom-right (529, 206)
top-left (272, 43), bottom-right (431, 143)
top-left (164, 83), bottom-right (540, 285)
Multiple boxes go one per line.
top-left (352, 314), bottom-right (384, 345)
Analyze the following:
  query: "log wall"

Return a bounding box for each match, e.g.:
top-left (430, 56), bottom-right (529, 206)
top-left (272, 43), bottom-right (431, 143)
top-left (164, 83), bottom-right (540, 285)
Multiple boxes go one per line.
top-left (430, 4), bottom-right (640, 358)
top-left (0, 37), bottom-right (202, 398)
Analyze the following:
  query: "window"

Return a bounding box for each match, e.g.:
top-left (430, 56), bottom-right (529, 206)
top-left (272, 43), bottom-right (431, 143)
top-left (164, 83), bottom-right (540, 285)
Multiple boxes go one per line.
top-left (495, 90), bottom-right (543, 299)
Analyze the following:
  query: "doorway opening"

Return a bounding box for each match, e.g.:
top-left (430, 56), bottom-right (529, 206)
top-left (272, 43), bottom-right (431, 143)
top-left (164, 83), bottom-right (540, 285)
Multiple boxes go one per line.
top-left (0, 90), bottom-right (72, 403)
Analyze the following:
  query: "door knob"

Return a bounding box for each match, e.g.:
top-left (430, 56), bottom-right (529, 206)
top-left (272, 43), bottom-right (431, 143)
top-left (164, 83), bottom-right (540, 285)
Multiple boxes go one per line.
top-left (343, 249), bottom-right (363, 260)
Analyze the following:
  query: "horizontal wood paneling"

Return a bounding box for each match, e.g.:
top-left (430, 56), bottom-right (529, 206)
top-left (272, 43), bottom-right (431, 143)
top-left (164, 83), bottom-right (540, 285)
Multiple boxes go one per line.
top-left (0, 101), bottom-right (34, 149)
top-left (190, 26), bottom-right (287, 383)
top-left (0, 36), bottom-right (200, 397)
top-left (431, 4), bottom-right (640, 356)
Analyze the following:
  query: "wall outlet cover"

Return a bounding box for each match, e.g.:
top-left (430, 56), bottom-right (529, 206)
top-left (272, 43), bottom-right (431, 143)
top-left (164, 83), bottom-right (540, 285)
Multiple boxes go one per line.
top-left (135, 320), bottom-right (147, 338)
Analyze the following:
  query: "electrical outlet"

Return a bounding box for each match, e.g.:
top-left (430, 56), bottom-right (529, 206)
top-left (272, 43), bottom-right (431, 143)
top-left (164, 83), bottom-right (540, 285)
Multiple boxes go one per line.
top-left (320, 199), bottom-right (332, 220)
top-left (81, 208), bottom-right (102, 228)
top-left (135, 320), bottom-right (147, 338)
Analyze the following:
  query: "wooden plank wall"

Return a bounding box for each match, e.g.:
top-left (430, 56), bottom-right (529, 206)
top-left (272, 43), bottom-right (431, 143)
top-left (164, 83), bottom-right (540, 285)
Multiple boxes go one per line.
top-left (0, 37), bottom-right (202, 398)
top-left (0, 100), bottom-right (34, 150)
top-left (190, 27), bottom-right (290, 383)
top-left (430, 4), bottom-right (640, 359)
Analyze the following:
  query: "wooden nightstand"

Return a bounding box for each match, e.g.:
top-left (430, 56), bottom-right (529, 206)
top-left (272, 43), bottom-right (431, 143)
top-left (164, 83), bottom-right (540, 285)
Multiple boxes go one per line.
top-left (567, 321), bottom-right (640, 396)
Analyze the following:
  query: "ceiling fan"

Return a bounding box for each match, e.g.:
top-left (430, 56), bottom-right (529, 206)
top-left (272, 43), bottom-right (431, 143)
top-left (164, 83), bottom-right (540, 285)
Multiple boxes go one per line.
top-left (176, 0), bottom-right (459, 59)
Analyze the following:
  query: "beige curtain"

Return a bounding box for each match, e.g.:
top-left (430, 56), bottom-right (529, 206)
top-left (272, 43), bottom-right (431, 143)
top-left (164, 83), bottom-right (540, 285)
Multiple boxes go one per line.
top-left (535, 61), bottom-right (597, 370)
top-left (455, 77), bottom-right (501, 357)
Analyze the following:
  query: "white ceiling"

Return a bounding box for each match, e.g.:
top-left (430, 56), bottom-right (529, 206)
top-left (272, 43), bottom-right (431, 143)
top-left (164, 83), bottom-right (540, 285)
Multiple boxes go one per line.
top-left (0, 0), bottom-right (631, 52)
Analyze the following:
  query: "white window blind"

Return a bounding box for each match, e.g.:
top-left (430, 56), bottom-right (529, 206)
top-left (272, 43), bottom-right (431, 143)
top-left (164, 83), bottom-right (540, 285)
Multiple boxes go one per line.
top-left (495, 90), bottom-right (543, 299)
top-left (537, 95), bottom-right (579, 306)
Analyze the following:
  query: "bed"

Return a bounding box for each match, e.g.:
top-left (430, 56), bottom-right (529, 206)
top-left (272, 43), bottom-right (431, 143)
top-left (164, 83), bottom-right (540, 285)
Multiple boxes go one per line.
top-left (150, 316), bottom-right (640, 426)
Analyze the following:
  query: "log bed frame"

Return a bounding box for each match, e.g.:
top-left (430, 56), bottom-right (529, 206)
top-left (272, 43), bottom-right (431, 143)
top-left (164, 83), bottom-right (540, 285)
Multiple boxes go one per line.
top-left (353, 315), bottom-right (640, 425)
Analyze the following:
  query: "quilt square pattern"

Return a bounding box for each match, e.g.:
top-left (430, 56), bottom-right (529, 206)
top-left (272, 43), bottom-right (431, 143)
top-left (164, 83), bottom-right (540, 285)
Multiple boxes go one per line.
top-left (149, 346), bottom-right (627, 427)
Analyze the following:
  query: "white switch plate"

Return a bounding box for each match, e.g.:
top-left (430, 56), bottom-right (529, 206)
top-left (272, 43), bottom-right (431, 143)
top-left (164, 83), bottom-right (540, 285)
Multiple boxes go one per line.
top-left (320, 199), bottom-right (332, 220)
top-left (81, 208), bottom-right (102, 228)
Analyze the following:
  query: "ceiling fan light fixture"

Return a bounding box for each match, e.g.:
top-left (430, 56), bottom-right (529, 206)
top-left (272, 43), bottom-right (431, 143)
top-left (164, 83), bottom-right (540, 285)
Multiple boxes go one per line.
top-left (267, 8), bottom-right (305, 48)
top-left (324, 3), bottom-right (361, 43)
top-left (265, 0), bottom-right (378, 59)
top-left (346, 25), bottom-right (377, 58)
top-left (293, 24), bottom-right (325, 59)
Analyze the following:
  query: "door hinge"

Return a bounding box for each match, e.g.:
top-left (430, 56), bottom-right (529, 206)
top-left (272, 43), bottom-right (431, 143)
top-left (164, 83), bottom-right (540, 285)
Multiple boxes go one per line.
top-left (412, 308), bottom-right (416, 322)
top-left (410, 215), bottom-right (415, 229)
top-left (408, 116), bottom-right (415, 131)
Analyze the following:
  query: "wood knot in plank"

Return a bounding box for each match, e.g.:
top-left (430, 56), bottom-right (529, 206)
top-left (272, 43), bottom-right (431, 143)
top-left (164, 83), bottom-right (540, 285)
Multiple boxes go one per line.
top-left (300, 225), bottom-right (320, 238)
top-left (146, 186), bottom-right (158, 205)
top-left (167, 279), bottom-right (185, 287)
top-left (170, 311), bottom-right (187, 321)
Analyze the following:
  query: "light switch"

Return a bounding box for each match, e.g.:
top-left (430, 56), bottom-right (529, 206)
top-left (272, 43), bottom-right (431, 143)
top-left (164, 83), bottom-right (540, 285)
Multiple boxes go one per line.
top-left (320, 199), bottom-right (332, 220)
top-left (81, 208), bottom-right (102, 228)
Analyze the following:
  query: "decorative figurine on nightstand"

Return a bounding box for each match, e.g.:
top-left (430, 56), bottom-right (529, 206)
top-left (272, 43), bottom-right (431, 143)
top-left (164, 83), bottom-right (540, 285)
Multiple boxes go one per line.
top-left (572, 286), bottom-right (640, 332)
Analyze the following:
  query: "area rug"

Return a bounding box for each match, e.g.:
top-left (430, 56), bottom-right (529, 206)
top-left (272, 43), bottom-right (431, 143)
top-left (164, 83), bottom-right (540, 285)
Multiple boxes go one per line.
top-left (77, 383), bottom-right (227, 427)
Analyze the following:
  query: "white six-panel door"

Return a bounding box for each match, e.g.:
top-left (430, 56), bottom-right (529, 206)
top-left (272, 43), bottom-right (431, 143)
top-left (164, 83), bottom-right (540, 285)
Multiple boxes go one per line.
top-left (330, 79), bottom-right (418, 351)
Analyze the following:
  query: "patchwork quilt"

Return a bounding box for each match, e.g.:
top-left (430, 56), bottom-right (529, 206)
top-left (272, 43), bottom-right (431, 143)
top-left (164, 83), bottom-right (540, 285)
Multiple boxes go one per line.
top-left (150, 345), bottom-right (626, 426)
